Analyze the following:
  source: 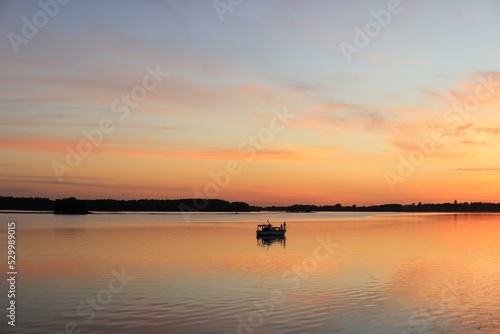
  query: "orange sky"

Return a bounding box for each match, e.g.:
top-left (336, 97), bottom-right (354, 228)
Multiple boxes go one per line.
top-left (2, 1), bottom-right (500, 205)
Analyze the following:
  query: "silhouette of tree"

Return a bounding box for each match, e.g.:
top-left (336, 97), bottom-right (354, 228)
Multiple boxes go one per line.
top-left (53, 197), bottom-right (88, 214)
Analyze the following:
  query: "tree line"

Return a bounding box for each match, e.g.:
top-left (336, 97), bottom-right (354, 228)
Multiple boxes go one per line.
top-left (2, 196), bottom-right (500, 213)
top-left (0, 196), bottom-right (252, 212)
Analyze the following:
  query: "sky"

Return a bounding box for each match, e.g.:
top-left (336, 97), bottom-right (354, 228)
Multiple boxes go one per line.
top-left (1, 0), bottom-right (500, 206)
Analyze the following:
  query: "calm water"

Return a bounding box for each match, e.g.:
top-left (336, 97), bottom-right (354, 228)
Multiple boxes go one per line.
top-left (1, 212), bottom-right (500, 333)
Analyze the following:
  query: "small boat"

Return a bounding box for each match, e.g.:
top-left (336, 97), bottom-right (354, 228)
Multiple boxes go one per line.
top-left (256, 221), bottom-right (286, 237)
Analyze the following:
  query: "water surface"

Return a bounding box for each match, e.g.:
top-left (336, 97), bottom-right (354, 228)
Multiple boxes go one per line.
top-left (1, 212), bottom-right (500, 333)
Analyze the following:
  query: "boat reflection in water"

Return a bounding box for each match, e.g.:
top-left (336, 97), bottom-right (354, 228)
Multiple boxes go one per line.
top-left (256, 235), bottom-right (286, 248)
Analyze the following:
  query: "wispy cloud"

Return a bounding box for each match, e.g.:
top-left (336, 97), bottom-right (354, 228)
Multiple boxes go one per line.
top-left (96, 145), bottom-right (342, 161)
top-left (0, 138), bottom-right (76, 152)
top-left (455, 167), bottom-right (500, 172)
top-left (474, 127), bottom-right (500, 135)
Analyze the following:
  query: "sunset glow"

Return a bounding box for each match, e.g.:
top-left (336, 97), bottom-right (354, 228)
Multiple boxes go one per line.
top-left (2, 1), bottom-right (500, 205)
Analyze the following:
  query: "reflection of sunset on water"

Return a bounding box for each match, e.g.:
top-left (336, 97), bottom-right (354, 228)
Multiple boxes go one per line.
top-left (8, 212), bottom-right (500, 332)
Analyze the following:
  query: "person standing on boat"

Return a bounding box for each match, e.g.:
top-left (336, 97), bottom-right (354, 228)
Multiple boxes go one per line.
top-left (283, 222), bottom-right (286, 230)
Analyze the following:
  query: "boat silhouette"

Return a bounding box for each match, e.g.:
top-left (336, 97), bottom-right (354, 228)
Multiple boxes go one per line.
top-left (256, 220), bottom-right (286, 237)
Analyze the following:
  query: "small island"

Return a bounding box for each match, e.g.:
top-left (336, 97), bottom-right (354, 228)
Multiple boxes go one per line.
top-left (53, 197), bottom-right (89, 215)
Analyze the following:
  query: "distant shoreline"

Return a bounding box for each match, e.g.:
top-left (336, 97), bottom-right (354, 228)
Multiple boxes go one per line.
top-left (3, 196), bottom-right (500, 213)
top-left (3, 210), bottom-right (500, 215)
